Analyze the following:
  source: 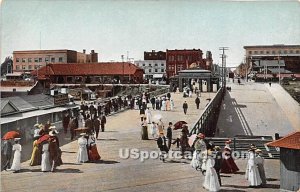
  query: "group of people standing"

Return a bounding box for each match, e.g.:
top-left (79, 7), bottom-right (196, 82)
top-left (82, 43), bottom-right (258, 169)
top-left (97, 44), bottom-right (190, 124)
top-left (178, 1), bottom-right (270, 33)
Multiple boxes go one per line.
top-left (2, 138), bottom-right (22, 173)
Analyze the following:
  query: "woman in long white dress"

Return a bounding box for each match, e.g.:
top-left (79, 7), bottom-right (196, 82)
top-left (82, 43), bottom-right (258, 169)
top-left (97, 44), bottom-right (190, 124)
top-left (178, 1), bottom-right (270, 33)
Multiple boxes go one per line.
top-left (170, 99), bottom-right (174, 111)
top-left (203, 151), bottom-right (221, 191)
top-left (10, 138), bottom-right (22, 173)
top-left (145, 108), bottom-right (152, 124)
top-left (150, 122), bottom-right (158, 139)
top-left (245, 149), bottom-right (262, 187)
top-left (161, 99), bottom-right (166, 111)
top-left (41, 142), bottom-right (51, 172)
top-left (77, 133), bottom-right (89, 163)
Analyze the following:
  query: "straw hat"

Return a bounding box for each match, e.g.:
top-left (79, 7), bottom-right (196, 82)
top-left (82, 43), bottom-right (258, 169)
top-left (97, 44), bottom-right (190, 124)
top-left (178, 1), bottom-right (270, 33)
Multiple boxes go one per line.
top-left (80, 133), bottom-right (87, 136)
top-left (34, 123), bottom-right (40, 127)
top-left (255, 149), bottom-right (262, 153)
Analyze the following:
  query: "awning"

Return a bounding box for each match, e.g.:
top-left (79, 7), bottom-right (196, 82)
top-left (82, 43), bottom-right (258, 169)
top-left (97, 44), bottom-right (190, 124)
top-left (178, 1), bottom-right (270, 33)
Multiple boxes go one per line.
top-left (153, 74), bottom-right (164, 79)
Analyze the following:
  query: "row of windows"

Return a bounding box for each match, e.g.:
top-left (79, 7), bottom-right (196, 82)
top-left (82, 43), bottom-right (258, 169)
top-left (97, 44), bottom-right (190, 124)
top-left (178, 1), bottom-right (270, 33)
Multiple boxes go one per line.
top-left (145, 69), bottom-right (164, 73)
top-left (15, 65), bottom-right (43, 70)
top-left (168, 55), bottom-right (196, 62)
top-left (248, 49), bottom-right (300, 55)
top-left (136, 63), bottom-right (164, 67)
top-left (16, 57), bottom-right (64, 63)
top-left (168, 65), bottom-right (184, 70)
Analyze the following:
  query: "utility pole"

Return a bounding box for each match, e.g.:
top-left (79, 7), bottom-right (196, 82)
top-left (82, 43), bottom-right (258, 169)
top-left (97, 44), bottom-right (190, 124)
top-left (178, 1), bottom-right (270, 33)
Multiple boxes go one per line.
top-left (219, 47), bottom-right (229, 88)
top-left (121, 55), bottom-right (124, 84)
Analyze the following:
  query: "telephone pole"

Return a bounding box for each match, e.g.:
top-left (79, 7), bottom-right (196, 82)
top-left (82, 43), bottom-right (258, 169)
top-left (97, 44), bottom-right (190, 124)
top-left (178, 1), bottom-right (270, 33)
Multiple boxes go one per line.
top-left (219, 47), bottom-right (229, 88)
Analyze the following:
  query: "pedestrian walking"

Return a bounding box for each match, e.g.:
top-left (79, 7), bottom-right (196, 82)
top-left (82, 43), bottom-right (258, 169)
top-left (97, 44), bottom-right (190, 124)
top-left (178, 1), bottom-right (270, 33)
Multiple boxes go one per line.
top-left (245, 146), bottom-right (262, 187)
top-left (166, 122), bottom-right (173, 149)
top-left (41, 141), bottom-right (51, 172)
top-left (94, 117), bottom-right (100, 139)
top-left (150, 97), bottom-right (156, 110)
top-left (195, 96), bottom-right (200, 109)
top-left (183, 101), bottom-right (188, 115)
top-left (68, 117), bottom-right (77, 140)
top-left (100, 115), bottom-right (107, 132)
top-left (150, 122), bottom-right (158, 139)
top-left (157, 132), bottom-right (169, 162)
top-left (77, 133), bottom-right (89, 163)
top-left (2, 139), bottom-right (13, 171)
top-left (141, 117), bottom-right (148, 140)
top-left (49, 131), bottom-right (60, 172)
top-left (269, 82), bottom-right (271, 87)
top-left (255, 149), bottom-right (267, 186)
top-left (221, 140), bottom-right (239, 173)
top-left (62, 113), bottom-right (70, 134)
top-left (214, 146), bottom-right (223, 186)
top-left (9, 138), bottom-right (22, 173)
top-left (30, 139), bottom-right (42, 166)
top-left (203, 150), bottom-right (221, 191)
top-left (145, 108), bottom-right (152, 124)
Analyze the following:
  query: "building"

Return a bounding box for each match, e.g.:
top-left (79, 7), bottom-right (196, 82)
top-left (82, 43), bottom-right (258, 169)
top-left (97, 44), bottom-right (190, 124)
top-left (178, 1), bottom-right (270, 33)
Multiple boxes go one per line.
top-left (134, 60), bottom-right (166, 81)
top-left (166, 49), bottom-right (207, 78)
top-left (144, 50), bottom-right (166, 60)
top-left (31, 62), bottom-right (144, 85)
top-left (244, 45), bottom-right (300, 74)
top-left (266, 132), bottom-right (300, 192)
top-left (13, 49), bottom-right (98, 72)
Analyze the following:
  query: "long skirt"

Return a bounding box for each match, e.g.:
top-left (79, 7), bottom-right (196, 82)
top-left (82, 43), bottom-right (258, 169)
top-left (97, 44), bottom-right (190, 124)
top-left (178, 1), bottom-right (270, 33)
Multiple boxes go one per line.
top-left (141, 126), bottom-right (148, 140)
top-left (203, 167), bottom-right (221, 191)
top-left (11, 151), bottom-right (21, 171)
top-left (41, 151), bottom-right (51, 172)
top-left (30, 144), bottom-right (41, 166)
top-left (221, 157), bottom-right (239, 173)
top-left (88, 145), bottom-right (101, 161)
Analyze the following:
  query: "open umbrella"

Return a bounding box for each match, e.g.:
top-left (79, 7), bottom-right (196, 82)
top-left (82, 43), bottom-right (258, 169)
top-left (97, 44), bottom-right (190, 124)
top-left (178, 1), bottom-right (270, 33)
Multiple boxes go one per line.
top-left (188, 134), bottom-right (198, 147)
top-left (2, 131), bottom-right (20, 140)
top-left (174, 121), bottom-right (188, 130)
top-left (37, 134), bottom-right (50, 144)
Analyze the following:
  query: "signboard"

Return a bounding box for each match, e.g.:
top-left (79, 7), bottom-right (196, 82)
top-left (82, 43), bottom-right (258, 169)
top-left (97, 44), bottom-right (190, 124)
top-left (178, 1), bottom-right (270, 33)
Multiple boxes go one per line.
top-left (54, 94), bottom-right (68, 106)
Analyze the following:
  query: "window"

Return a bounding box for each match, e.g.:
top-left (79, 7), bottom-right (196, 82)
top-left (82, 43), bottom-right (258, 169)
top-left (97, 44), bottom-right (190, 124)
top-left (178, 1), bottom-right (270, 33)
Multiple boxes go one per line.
top-left (22, 65), bottom-right (26, 69)
top-left (149, 69), bottom-right (152, 73)
top-left (278, 50), bottom-right (282, 54)
top-left (296, 50), bottom-right (300, 54)
top-left (161, 63), bottom-right (164, 66)
top-left (28, 65), bottom-right (32, 70)
top-left (16, 58), bottom-right (20, 62)
top-left (34, 65), bottom-right (38, 69)
top-left (142, 63), bottom-right (145, 66)
top-left (66, 76), bottom-right (73, 83)
top-left (266, 51), bottom-right (270, 54)
top-left (59, 57), bottom-right (63, 62)
top-left (154, 63), bottom-right (158, 67)
top-left (161, 69), bottom-right (164, 72)
top-left (149, 63), bottom-right (152, 67)
top-left (16, 65), bottom-right (20, 70)
top-left (51, 57), bottom-right (55, 62)
top-left (28, 58), bottom-right (32, 62)
top-left (39, 58), bottom-right (42, 62)
top-left (260, 51), bottom-right (264, 54)
top-left (22, 58), bottom-right (26, 62)
top-left (272, 51), bottom-right (275, 54)
top-left (45, 57), bottom-right (49, 62)
top-left (289, 50), bottom-right (294, 54)
top-left (155, 69), bottom-right (158, 72)
top-left (254, 51), bottom-right (258, 54)
top-left (284, 50), bottom-right (287, 54)
top-left (34, 58), bottom-right (38, 62)
top-left (248, 51), bottom-right (252, 54)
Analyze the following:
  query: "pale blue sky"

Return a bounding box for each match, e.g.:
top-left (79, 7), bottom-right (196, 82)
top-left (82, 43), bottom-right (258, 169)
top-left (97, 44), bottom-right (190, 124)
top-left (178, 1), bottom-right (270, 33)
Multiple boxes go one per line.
top-left (1, 0), bottom-right (300, 67)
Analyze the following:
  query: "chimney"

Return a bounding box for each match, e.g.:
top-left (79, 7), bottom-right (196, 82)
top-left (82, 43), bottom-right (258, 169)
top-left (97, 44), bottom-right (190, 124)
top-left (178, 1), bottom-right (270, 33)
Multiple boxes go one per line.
top-left (91, 50), bottom-right (95, 54)
top-left (83, 49), bottom-right (86, 54)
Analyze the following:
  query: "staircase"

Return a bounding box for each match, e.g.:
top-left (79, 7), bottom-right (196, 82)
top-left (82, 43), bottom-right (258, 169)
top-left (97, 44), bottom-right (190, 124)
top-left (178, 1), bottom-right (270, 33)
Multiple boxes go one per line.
top-left (206, 136), bottom-right (280, 159)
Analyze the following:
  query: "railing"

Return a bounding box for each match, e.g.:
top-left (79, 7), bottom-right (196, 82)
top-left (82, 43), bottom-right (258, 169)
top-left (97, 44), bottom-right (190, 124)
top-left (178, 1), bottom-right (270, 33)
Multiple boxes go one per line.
top-left (189, 87), bottom-right (225, 137)
top-left (148, 86), bottom-right (170, 98)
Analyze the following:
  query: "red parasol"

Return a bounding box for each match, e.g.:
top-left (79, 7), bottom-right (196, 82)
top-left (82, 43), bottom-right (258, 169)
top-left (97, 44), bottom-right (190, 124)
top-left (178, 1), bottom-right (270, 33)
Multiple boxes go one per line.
top-left (2, 131), bottom-right (21, 140)
top-left (37, 134), bottom-right (50, 144)
top-left (174, 121), bottom-right (188, 130)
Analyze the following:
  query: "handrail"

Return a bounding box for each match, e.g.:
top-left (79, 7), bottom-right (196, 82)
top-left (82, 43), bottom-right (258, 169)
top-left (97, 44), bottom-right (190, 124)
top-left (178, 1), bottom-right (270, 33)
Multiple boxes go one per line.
top-left (189, 87), bottom-right (225, 137)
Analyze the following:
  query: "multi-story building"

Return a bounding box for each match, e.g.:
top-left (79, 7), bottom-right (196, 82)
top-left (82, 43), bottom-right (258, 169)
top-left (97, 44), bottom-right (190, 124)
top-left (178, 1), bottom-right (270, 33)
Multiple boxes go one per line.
top-left (144, 50), bottom-right (166, 60)
top-left (166, 49), bottom-right (206, 78)
top-left (134, 60), bottom-right (166, 80)
top-left (13, 49), bottom-right (98, 72)
top-left (244, 45), bottom-right (300, 73)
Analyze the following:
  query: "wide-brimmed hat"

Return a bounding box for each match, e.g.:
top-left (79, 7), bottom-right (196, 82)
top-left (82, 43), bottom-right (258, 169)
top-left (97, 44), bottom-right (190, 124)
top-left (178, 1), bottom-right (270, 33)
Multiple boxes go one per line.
top-left (14, 138), bottom-right (21, 141)
top-left (49, 131), bottom-right (57, 136)
top-left (197, 133), bottom-right (205, 139)
top-left (34, 123), bottom-right (40, 127)
top-left (255, 149), bottom-right (262, 153)
top-left (38, 124), bottom-right (44, 129)
top-left (80, 133), bottom-right (87, 136)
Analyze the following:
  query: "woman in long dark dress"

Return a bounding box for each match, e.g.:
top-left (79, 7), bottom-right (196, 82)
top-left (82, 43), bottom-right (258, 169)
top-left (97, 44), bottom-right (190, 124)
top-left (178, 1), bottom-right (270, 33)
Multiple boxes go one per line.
top-left (221, 140), bottom-right (239, 173)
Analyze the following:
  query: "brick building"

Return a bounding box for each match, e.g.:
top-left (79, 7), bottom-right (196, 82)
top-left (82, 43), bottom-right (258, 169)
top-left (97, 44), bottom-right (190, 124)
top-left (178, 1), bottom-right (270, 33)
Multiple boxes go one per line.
top-left (166, 49), bottom-right (206, 78)
top-left (31, 62), bottom-right (144, 85)
top-left (13, 49), bottom-right (98, 72)
top-left (144, 50), bottom-right (166, 60)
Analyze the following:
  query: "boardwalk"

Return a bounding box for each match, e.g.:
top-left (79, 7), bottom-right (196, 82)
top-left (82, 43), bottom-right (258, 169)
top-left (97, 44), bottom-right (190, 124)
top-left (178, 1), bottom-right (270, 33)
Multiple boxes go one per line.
top-left (1, 91), bottom-right (281, 192)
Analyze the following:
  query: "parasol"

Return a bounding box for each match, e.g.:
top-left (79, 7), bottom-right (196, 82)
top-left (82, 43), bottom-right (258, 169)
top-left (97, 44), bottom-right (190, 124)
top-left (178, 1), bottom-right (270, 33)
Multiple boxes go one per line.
top-left (74, 128), bottom-right (89, 133)
top-left (2, 131), bottom-right (21, 140)
top-left (174, 121), bottom-right (188, 130)
top-left (188, 134), bottom-right (198, 147)
top-left (37, 134), bottom-right (50, 144)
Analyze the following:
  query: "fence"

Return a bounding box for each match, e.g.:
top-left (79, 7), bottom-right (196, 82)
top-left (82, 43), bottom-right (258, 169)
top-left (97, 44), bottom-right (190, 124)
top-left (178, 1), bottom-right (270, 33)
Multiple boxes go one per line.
top-left (189, 87), bottom-right (225, 137)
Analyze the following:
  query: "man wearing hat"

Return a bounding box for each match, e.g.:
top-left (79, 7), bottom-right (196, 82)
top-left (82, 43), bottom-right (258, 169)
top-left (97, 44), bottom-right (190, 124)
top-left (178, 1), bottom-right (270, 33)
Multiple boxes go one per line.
top-left (62, 112), bottom-right (70, 134)
top-left (157, 132), bottom-right (168, 162)
top-left (166, 122), bottom-right (173, 150)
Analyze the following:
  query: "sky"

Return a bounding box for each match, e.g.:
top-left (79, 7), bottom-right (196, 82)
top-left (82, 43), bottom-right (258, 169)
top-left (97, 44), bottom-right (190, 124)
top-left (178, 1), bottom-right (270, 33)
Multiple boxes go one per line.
top-left (1, 0), bottom-right (300, 67)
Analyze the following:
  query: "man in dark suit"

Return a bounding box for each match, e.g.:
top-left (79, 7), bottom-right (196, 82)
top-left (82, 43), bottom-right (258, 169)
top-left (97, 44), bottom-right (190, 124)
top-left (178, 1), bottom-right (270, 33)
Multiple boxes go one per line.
top-left (213, 146), bottom-right (223, 186)
top-left (100, 115), bottom-right (107, 132)
top-left (85, 115), bottom-right (93, 134)
top-left (182, 101), bottom-right (188, 115)
top-left (157, 132), bottom-right (168, 162)
top-left (94, 117), bottom-right (101, 139)
top-left (2, 139), bottom-right (13, 170)
top-left (195, 96), bottom-right (200, 109)
top-left (166, 122), bottom-right (173, 150)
